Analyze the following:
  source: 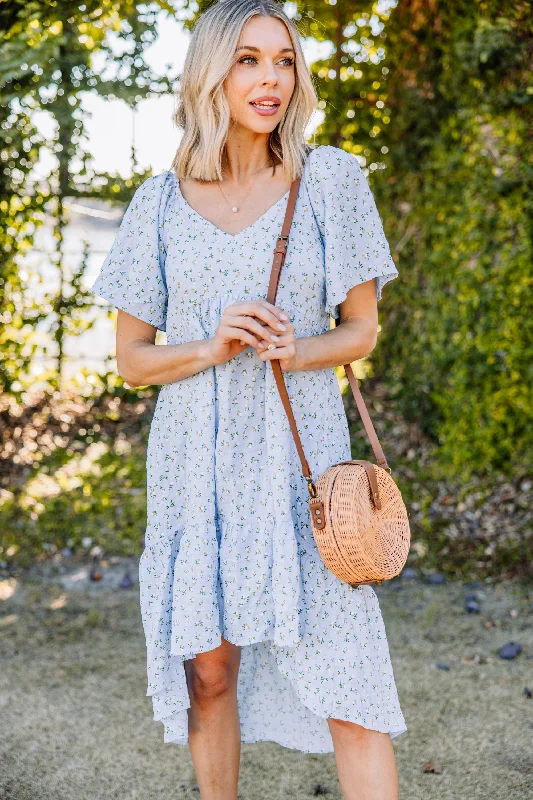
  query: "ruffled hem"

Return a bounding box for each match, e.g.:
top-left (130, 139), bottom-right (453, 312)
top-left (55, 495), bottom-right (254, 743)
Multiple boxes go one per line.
top-left (90, 280), bottom-right (168, 331)
top-left (139, 519), bottom-right (408, 754)
top-left (325, 267), bottom-right (399, 319)
top-left (155, 636), bottom-right (407, 753)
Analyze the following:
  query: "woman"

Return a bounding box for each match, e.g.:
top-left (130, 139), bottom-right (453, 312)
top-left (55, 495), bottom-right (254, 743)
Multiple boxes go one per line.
top-left (91, 1), bottom-right (407, 798)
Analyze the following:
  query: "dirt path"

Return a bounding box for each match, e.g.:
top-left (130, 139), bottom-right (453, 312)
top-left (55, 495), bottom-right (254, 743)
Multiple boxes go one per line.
top-left (1, 560), bottom-right (532, 800)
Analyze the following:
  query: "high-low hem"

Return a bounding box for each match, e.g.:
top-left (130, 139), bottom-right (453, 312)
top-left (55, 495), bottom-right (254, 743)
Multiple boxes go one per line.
top-left (139, 517), bottom-right (407, 755)
top-left (149, 630), bottom-right (408, 754)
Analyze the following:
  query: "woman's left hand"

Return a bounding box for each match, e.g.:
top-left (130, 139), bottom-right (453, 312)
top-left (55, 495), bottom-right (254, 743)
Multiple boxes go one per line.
top-left (254, 314), bottom-right (299, 371)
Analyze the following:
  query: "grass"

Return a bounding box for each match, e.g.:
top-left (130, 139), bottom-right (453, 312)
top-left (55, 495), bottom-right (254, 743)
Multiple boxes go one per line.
top-left (1, 559), bottom-right (532, 799)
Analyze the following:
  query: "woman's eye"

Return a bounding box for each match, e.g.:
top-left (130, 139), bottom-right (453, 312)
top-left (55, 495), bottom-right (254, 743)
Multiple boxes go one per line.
top-left (238, 56), bottom-right (294, 67)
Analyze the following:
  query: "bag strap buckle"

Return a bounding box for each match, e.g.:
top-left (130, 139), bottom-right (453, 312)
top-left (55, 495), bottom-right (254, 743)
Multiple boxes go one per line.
top-left (274, 235), bottom-right (289, 255)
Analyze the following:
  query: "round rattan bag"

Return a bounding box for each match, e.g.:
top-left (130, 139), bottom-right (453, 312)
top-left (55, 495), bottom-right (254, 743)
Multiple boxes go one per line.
top-left (269, 333), bottom-right (412, 588)
top-left (308, 459), bottom-right (411, 588)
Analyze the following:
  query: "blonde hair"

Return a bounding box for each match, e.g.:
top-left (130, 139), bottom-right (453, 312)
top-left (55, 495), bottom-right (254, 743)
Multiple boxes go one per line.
top-left (170, 0), bottom-right (318, 183)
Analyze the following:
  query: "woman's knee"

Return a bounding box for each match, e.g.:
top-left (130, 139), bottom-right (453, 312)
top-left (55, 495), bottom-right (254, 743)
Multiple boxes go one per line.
top-left (187, 658), bottom-right (237, 706)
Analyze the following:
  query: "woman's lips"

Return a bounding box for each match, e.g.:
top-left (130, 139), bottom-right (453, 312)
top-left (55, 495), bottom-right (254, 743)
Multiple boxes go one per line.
top-left (249, 101), bottom-right (280, 116)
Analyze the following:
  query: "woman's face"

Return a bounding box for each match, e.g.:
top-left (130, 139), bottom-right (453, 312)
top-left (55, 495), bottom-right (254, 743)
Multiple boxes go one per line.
top-left (224, 15), bottom-right (296, 135)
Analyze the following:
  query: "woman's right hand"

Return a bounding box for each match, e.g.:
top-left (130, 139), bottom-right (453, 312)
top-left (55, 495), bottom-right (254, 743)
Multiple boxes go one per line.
top-left (207, 300), bottom-right (290, 365)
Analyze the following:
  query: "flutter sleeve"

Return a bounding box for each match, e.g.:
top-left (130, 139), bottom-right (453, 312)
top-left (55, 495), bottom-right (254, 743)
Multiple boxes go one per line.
top-left (91, 171), bottom-right (174, 331)
top-left (305, 145), bottom-right (399, 319)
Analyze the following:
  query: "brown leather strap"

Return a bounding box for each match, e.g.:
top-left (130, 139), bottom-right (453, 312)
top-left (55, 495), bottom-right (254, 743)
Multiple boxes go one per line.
top-left (334, 460), bottom-right (383, 510)
top-left (266, 176), bottom-right (391, 492)
top-left (266, 178), bottom-right (314, 482)
top-left (337, 349), bottom-right (390, 472)
top-left (265, 177), bottom-right (301, 304)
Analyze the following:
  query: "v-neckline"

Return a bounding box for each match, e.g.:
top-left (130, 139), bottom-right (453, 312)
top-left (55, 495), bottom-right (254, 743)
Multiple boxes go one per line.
top-left (173, 173), bottom-right (292, 239)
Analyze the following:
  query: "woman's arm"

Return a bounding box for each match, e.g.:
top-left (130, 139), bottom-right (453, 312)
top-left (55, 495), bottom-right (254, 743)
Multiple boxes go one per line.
top-left (115, 300), bottom-right (289, 387)
top-left (115, 312), bottom-right (215, 387)
top-left (255, 278), bottom-right (379, 371)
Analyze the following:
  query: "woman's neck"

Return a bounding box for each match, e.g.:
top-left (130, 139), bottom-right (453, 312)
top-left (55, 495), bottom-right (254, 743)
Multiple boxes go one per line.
top-left (222, 137), bottom-right (278, 184)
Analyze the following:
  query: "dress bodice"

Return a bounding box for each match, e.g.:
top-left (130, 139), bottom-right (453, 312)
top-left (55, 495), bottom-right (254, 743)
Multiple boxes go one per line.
top-left (161, 165), bottom-right (330, 346)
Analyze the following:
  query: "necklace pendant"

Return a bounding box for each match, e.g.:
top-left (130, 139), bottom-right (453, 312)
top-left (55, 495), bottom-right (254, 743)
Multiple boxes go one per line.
top-left (232, 206), bottom-right (239, 213)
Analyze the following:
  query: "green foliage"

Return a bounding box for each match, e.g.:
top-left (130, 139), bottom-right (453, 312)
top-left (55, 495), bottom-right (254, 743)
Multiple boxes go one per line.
top-left (0, 385), bottom-right (156, 567)
top-left (0, 68), bottom-right (46, 393)
top-left (0, 449), bottom-right (148, 567)
top-left (0, 0), bottom-right (179, 395)
top-left (370, 0), bottom-right (533, 481)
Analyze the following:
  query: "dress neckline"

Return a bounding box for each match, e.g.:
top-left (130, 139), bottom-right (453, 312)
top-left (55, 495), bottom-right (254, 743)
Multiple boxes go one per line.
top-left (173, 173), bottom-right (291, 239)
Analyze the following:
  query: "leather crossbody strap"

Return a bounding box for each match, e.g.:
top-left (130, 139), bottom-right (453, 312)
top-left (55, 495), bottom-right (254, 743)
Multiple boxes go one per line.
top-left (266, 176), bottom-right (390, 494)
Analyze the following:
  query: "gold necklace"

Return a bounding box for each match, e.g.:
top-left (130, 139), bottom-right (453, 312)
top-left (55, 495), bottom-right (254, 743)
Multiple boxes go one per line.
top-left (217, 162), bottom-right (272, 213)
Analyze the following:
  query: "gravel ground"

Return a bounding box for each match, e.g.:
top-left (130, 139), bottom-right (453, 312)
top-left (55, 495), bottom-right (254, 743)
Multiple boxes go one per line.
top-left (1, 559), bottom-right (532, 800)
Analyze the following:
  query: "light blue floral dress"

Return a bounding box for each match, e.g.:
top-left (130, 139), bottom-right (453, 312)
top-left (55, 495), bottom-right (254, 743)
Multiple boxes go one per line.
top-left (91, 144), bottom-right (407, 753)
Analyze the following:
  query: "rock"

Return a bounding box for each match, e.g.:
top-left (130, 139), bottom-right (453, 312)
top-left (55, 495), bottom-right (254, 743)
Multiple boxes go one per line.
top-left (466, 600), bottom-right (481, 614)
top-left (119, 572), bottom-right (134, 589)
top-left (436, 663), bottom-right (450, 671)
top-left (401, 567), bottom-right (418, 580)
top-left (428, 572), bottom-right (446, 585)
top-left (498, 642), bottom-right (522, 660)
top-left (462, 653), bottom-right (486, 665)
top-left (60, 547), bottom-right (73, 558)
top-left (423, 761), bottom-right (442, 774)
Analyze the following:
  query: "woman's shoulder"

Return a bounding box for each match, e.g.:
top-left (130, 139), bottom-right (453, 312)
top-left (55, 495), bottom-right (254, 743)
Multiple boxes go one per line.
top-left (133, 169), bottom-right (176, 199)
top-left (304, 144), bottom-right (362, 178)
top-left (123, 170), bottom-right (177, 221)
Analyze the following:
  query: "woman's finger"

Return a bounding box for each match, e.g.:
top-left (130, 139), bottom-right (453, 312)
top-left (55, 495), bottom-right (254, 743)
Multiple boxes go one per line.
top-left (228, 301), bottom-right (290, 334)
top-left (219, 324), bottom-right (260, 348)
top-left (225, 312), bottom-right (282, 344)
top-left (257, 343), bottom-right (294, 360)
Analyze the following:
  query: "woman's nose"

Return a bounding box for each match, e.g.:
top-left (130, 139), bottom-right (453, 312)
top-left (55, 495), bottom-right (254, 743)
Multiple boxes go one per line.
top-left (259, 61), bottom-right (278, 86)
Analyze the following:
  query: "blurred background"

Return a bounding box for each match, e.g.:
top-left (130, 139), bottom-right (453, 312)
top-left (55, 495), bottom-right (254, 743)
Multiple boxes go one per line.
top-left (1, 2), bottom-right (532, 799)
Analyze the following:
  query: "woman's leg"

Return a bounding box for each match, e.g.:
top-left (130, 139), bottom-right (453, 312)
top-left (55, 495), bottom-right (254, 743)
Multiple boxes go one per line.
top-left (327, 718), bottom-right (399, 800)
top-left (184, 636), bottom-right (242, 800)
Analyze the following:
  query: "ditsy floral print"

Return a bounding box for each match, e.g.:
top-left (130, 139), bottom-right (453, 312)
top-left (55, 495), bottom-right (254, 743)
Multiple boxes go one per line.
top-left (91, 145), bottom-right (406, 753)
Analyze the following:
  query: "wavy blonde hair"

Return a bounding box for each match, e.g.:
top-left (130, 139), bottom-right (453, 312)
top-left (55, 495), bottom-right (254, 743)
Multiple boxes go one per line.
top-left (170, 0), bottom-right (318, 183)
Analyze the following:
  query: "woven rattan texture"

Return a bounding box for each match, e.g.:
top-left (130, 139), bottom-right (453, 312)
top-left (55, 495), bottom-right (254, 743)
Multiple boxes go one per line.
top-left (310, 463), bottom-right (410, 585)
